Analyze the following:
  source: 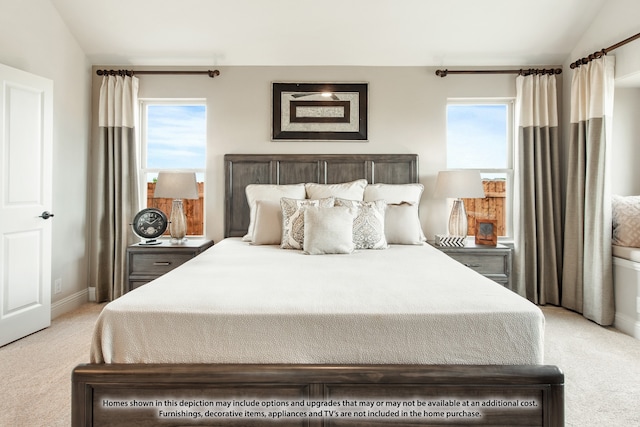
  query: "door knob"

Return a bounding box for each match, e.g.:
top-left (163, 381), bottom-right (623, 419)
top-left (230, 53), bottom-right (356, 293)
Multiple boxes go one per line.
top-left (39, 211), bottom-right (55, 220)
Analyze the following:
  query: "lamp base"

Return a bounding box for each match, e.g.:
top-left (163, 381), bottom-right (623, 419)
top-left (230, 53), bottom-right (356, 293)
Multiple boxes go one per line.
top-left (169, 199), bottom-right (188, 243)
top-left (448, 198), bottom-right (468, 237)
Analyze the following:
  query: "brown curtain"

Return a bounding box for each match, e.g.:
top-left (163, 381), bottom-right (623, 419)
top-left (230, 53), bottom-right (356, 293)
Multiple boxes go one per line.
top-left (562, 56), bottom-right (615, 325)
top-left (89, 75), bottom-right (140, 301)
top-left (513, 74), bottom-right (562, 304)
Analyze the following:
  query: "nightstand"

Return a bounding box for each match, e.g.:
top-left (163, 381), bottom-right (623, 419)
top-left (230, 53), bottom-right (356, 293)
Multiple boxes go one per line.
top-left (430, 241), bottom-right (512, 288)
top-left (125, 238), bottom-right (214, 292)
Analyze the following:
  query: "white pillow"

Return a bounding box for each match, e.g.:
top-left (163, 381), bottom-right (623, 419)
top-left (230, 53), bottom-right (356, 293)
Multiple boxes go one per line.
top-left (364, 183), bottom-right (424, 204)
top-left (250, 200), bottom-right (282, 245)
top-left (335, 198), bottom-right (388, 249)
top-left (612, 195), bottom-right (640, 247)
top-left (364, 183), bottom-right (426, 243)
top-left (303, 206), bottom-right (356, 255)
top-left (281, 197), bottom-right (335, 249)
top-left (243, 184), bottom-right (305, 242)
top-left (385, 203), bottom-right (426, 245)
top-left (305, 179), bottom-right (367, 200)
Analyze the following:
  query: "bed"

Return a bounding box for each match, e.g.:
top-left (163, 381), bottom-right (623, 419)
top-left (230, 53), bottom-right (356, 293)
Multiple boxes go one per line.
top-left (73, 154), bottom-right (563, 426)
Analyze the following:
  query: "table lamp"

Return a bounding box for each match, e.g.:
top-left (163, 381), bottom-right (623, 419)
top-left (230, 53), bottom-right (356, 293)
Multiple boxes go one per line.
top-left (434, 170), bottom-right (485, 237)
top-left (153, 171), bottom-right (199, 242)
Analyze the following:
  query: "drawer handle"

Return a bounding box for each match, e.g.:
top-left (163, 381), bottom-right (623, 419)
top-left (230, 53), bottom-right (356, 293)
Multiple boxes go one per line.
top-left (464, 263), bottom-right (481, 268)
top-left (153, 261), bottom-right (171, 266)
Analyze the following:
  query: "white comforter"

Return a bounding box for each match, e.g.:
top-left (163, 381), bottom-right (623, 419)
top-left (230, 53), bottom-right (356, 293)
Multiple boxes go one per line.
top-left (91, 238), bottom-right (544, 364)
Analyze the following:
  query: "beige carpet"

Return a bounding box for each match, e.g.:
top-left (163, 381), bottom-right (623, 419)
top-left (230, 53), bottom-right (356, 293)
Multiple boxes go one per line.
top-left (0, 303), bottom-right (639, 426)
top-left (542, 306), bottom-right (640, 426)
top-left (0, 303), bottom-right (104, 427)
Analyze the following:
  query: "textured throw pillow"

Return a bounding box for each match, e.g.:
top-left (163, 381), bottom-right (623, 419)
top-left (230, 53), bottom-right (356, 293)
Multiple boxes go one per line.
top-left (281, 197), bottom-right (335, 249)
top-left (612, 195), bottom-right (640, 247)
top-left (385, 203), bottom-right (426, 245)
top-left (244, 184), bottom-right (306, 242)
top-left (305, 179), bottom-right (367, 200)
top-left (250, 200), bottom-right (282, 245)
top-left (335, 198), bottom-right (388, 249)
top-left (363, 183), bottom-right (426, 244)
top-left (303, 206), bottom-right (357, 255)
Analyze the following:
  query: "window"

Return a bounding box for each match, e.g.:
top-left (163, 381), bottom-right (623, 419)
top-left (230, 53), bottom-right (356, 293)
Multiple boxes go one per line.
top-left (139, 100), bottom-right (206, 236)
top-left (446, 100), bottom-right (514, 239)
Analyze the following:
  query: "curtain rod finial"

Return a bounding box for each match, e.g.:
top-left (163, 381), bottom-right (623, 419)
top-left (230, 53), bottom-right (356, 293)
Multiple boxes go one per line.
top-left (435, 69), bottom-right (448, 77)
top-left (208, 70), bottom-right (220, 78)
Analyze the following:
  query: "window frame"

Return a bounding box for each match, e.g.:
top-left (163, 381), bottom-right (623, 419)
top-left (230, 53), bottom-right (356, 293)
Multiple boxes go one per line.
top-left (445, 98), bottom-right (515, 241)
top-left (138, 98), bottom-right (207, 236)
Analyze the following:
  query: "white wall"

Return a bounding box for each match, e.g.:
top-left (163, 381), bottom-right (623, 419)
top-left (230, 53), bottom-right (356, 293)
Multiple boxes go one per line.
top-left (0, 1), bottom-right (91, 316)
top-left (92, 66), bottom-right (524, 243)
top-left (612, 88), bottom-right (640, 195)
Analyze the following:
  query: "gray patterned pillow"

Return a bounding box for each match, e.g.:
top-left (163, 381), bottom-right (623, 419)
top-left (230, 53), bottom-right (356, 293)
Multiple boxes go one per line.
top-left (280, 197), bottom-right (335, 249)
top-left (335, 198), bottom-right (388, 249)
top-left (612, 195), bottom-right (640, 247)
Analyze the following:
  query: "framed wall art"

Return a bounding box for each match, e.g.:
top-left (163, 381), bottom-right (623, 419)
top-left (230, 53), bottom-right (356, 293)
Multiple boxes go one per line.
top-left (272, 82), bottom-right (368, 141)
top-left (475, 219), bottom-right (498, 246)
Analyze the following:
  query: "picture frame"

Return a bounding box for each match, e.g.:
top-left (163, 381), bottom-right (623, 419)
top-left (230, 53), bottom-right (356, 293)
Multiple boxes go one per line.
top-left (272, 82), bottom-right (368, 141)
top-left (475, 219), bottom-right (498, 246)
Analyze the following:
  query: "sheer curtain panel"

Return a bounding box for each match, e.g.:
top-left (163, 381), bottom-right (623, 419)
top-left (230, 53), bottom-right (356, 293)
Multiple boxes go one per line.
top-left (89, 75), bottom-right (140, 301)
top-left (513, 74), bottom-right (562, 304)
top-left (562, 56), bottom-right (615, 325)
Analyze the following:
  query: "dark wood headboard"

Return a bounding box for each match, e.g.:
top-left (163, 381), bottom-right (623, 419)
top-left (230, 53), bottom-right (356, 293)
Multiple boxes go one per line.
top-left (224, 154), bottom-right (419, 238)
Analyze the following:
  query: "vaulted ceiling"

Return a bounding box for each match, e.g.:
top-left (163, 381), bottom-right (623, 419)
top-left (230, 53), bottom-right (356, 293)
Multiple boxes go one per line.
top-left (51, 0), bottom-right (607, 67)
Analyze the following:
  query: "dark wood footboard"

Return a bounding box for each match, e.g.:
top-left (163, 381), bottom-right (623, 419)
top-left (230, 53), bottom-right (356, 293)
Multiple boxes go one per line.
top-left (72, 364), bottom-right (564, 426)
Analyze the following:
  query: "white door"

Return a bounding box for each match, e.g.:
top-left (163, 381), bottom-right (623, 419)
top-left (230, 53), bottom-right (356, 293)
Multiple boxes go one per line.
top-left (0, 63), bottom-right (53, 347)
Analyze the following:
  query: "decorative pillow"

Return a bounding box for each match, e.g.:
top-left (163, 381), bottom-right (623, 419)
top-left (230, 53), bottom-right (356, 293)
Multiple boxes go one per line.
top-left (385, 203), bottom-right (426, 245)
top-left (250, 200), bottom-right (282, 245)
top-left (364, 183), bottom-right (426, 243)
top-left (363, 182), bottom-right (424, 204)
top-left (612, 195), bottom-right (640, 247)
top-left (303, 206), bottom-right (357, 255)
top-left (305, 179), bottom-right (367, 200)
top-left (281, 197), bottom-right (335, 249)
top-left (335, 198), bottom-right (388, 249)
top-left (243, 184), bottom-right (306, 242)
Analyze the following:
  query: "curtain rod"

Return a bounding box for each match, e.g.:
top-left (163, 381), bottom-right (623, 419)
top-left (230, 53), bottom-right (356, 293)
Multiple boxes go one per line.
top-left (96, 69), bottom-right (220, 78)
top-left (435, 68), bottom-right (562, 78)
top-left (570, 31), bottom-right (640, 69)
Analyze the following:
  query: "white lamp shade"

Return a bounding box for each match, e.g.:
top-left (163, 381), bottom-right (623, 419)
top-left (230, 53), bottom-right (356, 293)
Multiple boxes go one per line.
top-left (154, 171), bottom-right (199, 199)
top-left (434, 170), bottom-right (485, 199)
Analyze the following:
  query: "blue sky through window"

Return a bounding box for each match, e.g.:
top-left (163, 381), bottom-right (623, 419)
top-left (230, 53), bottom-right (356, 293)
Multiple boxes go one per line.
top-left (146, 104), bottom-right (206, 170)
top-left (446, 104), bottom-right (507, 169)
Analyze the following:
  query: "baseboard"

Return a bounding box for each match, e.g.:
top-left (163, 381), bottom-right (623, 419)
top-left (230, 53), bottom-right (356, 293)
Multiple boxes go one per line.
top-left (614, 312), bottom-right (640, 339)
top-left (51, 289), bottom-right (89, 319)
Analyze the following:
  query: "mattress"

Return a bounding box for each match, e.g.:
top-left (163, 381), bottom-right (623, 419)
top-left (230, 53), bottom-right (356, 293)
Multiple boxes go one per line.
top-left (91, 238), bottom-right (544, 365)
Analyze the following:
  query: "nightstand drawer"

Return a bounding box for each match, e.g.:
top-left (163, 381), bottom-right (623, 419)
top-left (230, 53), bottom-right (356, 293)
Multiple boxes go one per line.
top-left (125, 239), bottom-right (214, 293)
top-left (429, 242), bottom-right (512, 288)
top-left (129, 253), bottom-right (194, 275)
top-left (446, 253), bottom-right (508, 275)
top-left (128, 279), bottom-right (152, 291)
